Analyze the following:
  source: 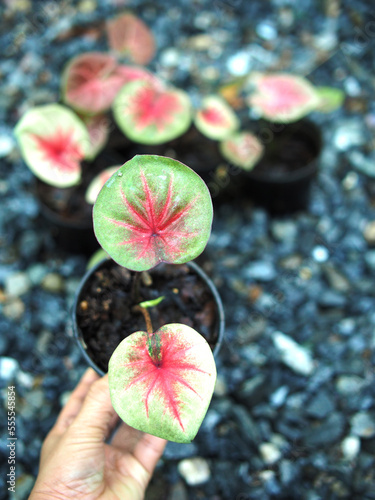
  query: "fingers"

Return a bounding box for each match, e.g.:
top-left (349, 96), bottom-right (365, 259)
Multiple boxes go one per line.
top-left (133, 434), bottom-right (167, 475)
top-left (52, 368), bottom-right (99, 436)
top-left (71, 372), bottom-right (119, 443)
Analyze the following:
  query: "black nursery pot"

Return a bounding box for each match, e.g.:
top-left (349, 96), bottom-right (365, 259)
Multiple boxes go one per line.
top-left (71, 258), bottom-right (225, 377)
top-left (36, 180), bottom-right (99, 255)
top-left (236, 119), bottom-right (322, 215)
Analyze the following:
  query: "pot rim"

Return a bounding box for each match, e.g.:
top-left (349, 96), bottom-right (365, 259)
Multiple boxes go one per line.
top-left (71, 257), bottom-right (225, 377)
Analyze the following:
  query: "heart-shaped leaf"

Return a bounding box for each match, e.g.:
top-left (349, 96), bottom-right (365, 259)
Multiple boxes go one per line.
top-left (85, 165), bottom-right (121, 204)
top-left (108, 324), bottom-right (217, 443)
top-left (14, 104), bottom-right (90, 188)
top-left (106, 12), bottom-right (155, 65)
top-left (194, 95), bottom-right (239, 140)
top-left (93, 155), bottom-right (213, 272)
top-left (220, 131), bottom-right (264, 170)
top-left (247, 73), bottom-right (320, 123)
top-left (62, 52), bottom-right (130, 115)
top-left (116, 65), bottom-right (163, 88)
top-left (112, 80), bottom-right (192, 144)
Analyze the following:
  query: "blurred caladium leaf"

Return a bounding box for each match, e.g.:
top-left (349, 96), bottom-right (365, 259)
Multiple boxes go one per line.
top-left (315, 86), bottom-right (345, 113)
top-left (93, 155), bottom-right (213, 272)
top-left (116, 65), bottom-right (163, 88)
top-left (194, 95), bottom-right (240, 140)
top-left (85, 165), bottom-right (121, 204)
top-left (247, 73), bottom-right (320, 123)
top-left (81, 114), bottom-right (110, 160)
top-left (220, 131), bottom-right (264, 171)
top-left (62, 52), bottom-right (131, 115)
top-left (14, 104), bottom-right (90, 188)
top-left (106, 12), bottom-right (155, 65)
top-left (113, 81), bottom-right (192, 145)
top-left (108, 323), bottom-right (217, 443)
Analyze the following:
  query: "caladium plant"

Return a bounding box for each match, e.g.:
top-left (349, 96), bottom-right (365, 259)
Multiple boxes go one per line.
top-left (112, 80), bottom-right (192, 145)
top-left (194, 95), bottom-right (240, 140)
top-left (220, 131), bottom-right (264, 171)
top-left (14, 104), bottom-right (91, 188)
top-left (246, 72), bottom-right (320, 123)
top-left (92, 154), bottom-right (217, 443)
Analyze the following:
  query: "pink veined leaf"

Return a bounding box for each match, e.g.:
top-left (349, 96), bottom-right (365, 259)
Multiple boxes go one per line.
top-left (116, 65), bottom-right (163, 88)
top-left (93, 155), bottom-right (213, 272)
top-left (108, 324), bottom-right (217, 443)
top-left (247, 73), bottom-right (320, 123)
top-left (85, 166), bottom-right (121, 204)
top-left (113, 82), bottom-right (192, 144)
top-left (220, 131), bottom-right (264, 171)
top-left (14, 104), bottom-right (91, 188)
top-left (194, 95), bottom-right (239, 140)
top-left (62, 52), bottom-right (131, 115)
top-left (32, 127), bottom-right (83, 173)
top-left (106, 12), bottom-right (156, 64)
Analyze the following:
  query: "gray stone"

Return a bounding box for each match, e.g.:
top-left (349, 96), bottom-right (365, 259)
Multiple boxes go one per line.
top-left (0, 356), bottom-right (19, 380)
top-left (271, 220), bottom-right (297, 242)
top-left (341, 435), bottom-right (361, 460)
top-left (318, 290), bottom-right (347, 308)
top-left (333, 121), bottom-right (366, 151)
top-left (259, 442), bottom-right (282, 464)
top-left (244, 261), bottom-right (276, 282)
top-left (322, 264), bottom-right (350, 292)
top-left (270, 386), bottom-right (289, 408)
top-left (351, 412), bottom-right (375, 438)
top-left (303, 412), bottom-right (346, 447)
top-left (272, 331), bottom-right (315, 376)
top-left (336, 375), bottom-right (366, 395)
top-left (178, 457), bottom-right (210, 486)
top-left (5, 272), bottom-right (31, 297)
top-left (164, 442), bottom-right (198, 460)
top-left (236, 373), bottom-right (267, 407)
top-left (305, 390), bottom-right (335, 419)
top-left (231, 405), bottom-right (261, 446)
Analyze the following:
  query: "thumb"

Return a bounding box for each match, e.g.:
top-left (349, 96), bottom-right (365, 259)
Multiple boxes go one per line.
top-left (71, 374), bottom-right (119, 443)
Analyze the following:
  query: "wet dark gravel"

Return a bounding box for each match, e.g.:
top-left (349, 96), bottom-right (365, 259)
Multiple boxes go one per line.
top-left (1, 1), bottom-right (375, 499)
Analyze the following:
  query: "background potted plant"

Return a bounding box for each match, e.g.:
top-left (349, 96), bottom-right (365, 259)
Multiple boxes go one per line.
top-left (216, 72), bottom-right (345, 213)
top-left (72, 154), bottom-right (225, 443)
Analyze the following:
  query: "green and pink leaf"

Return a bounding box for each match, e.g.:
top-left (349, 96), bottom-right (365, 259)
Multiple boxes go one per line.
top-left (194, 95), bottom-right (239, 140)
top-left (112, 81), bottom-right (192, 145)
top-left (62, 52), bottom-right (131, 115)
top-left (314, 86), bottom-right (345, 113)
top-left (220, 131), bottom-right (264, 171)
top-left (85, 165), bottom-right (121, 204)
top-left (14, 104), bottom-right (90, 188)
top-left (247, 73), bottom-right (320, 123)
top-left (106, 12), bottom-right (155, 65)
top-left (93, 155), bottom-right (213, 272)
top-left (108, 324), bottom-right (217, 443)
top-left (80, 114), bottom-right (110, 160)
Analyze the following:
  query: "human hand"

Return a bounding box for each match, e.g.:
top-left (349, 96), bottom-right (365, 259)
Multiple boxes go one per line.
top-left (29, 368), bottom-right (167, 500)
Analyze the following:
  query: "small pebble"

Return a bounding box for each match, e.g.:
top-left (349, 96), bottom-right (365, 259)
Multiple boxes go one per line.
top-left (312, 246), bottom-right (329, 263)
top-left (259, 442), bottom-right (282, 464)
top-left (41, 273), bottom-right (64, 293)
top-left (363, 221), bottom-right (375, 245)
top-left (272, 331), bottom-right (314, 376)
top-left (178, 457), bottom-right (211, 486)
top-left (341, 436), bottom-right (361, 460)
top-left (351, 412), bottom-right (375, 438)
top-left (0, 356), bottom-right (19, 380)
top-left (2, 297), bottom-right (25, 320)
top-left (5, 272), bottom-right (31, 297)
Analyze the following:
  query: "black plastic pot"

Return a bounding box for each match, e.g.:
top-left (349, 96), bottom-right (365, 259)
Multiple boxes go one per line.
top-left (71, 258), bottom-right (225, 377)
top-left (234, 119), bottom-right (322, 214)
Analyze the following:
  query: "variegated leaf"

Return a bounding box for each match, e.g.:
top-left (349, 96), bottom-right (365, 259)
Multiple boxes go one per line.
top-left (85, 166), bottom-right (121, 204)
top-left (14, 104), bottom-right (90, 188)
top-left (194, 95), bottom-right (239, 140)
top-left (220, 131), bottom-right (264, 171)
top-left (247, 73), bottom-right (320, 123)
top-left (93, 155), bottom-right (213, 272)
top-left (108, 324), bottom-right (217, 443)
top-left (112, 81), bottom-right (192, 145)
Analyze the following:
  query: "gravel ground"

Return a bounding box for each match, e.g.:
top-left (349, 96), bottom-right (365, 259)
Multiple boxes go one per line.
top-left (1, 1), bottom-right (375, 499)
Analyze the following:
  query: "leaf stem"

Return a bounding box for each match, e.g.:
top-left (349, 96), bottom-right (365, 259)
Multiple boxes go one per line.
top-left (131, 272), bottom-right (141, 303)
top-left (133, 305), bottom-right (153, 334)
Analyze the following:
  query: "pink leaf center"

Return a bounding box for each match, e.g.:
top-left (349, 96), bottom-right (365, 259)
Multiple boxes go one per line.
top-left (129, 87), bottom-right (182, 131)
top-left (122, 337), bottom-right (207, 430)
top-left (256, 76), bottom-right (313, 115)
top-left (200, 106), bottom-right (227, 126)
top-left (32, 128), bottom-right (83, 173)
top-left (107, 171), bottom-right (197, 263)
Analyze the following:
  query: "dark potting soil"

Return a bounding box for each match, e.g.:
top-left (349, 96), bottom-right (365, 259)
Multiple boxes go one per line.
top-left (76, 260), bottom-right (219, 373)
